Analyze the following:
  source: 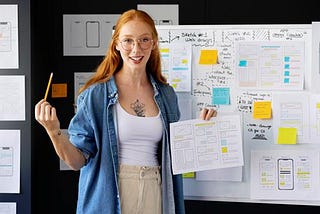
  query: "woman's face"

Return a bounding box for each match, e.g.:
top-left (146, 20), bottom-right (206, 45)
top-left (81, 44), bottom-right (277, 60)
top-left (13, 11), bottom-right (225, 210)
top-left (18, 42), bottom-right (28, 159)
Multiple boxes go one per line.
top-left (116, 19), bottom-right (155, 72)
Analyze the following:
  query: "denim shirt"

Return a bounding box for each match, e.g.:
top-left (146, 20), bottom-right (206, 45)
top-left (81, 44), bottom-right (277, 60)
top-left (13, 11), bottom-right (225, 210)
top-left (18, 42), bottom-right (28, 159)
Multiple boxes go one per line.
top-left (68, 75), bottom-right (185, 214)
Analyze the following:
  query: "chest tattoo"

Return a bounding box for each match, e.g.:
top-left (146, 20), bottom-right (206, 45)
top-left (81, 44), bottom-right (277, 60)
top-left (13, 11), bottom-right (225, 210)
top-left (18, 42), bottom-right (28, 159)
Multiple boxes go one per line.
top-left (130, 99), bottom-right (146, 117)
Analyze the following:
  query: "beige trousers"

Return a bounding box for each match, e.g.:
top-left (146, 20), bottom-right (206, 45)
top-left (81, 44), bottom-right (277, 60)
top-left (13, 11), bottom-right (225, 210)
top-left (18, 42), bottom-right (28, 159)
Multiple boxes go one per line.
top-left (119, 164), bottom-right (162, 214)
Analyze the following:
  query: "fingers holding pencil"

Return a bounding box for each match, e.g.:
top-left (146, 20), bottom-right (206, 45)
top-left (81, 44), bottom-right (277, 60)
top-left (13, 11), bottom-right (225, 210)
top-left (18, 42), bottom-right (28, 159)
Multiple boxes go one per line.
top-left (35, 99), bottom-right (60, 131)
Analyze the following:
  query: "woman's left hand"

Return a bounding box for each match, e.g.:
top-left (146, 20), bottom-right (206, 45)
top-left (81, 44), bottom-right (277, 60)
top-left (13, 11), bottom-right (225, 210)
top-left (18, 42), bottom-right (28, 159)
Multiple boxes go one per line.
top-left (199, 108), bottom-right (217, 120)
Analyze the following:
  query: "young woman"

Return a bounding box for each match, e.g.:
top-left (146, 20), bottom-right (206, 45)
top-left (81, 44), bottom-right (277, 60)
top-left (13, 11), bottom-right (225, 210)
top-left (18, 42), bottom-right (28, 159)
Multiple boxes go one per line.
top-left (35, 9), bottom-right (216, 214)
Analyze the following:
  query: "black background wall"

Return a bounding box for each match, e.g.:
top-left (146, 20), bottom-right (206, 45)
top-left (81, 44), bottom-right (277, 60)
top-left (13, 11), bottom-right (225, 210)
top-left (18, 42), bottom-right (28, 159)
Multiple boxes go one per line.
top-left (31, 0), bottom-right (320, 213)
top-left (0, 0), bottom-right (31, 213)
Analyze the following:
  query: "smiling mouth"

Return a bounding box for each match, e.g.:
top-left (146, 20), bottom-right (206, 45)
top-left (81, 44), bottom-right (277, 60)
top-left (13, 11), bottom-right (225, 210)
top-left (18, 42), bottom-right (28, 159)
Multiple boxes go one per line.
top-left (130, 56), bottom-right (144, 62)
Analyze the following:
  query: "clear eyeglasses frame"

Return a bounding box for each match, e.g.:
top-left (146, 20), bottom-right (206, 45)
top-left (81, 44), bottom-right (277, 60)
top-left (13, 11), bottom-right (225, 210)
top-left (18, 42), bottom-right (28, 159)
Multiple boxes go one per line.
top-left (119, 37), bottom-right (153, 51)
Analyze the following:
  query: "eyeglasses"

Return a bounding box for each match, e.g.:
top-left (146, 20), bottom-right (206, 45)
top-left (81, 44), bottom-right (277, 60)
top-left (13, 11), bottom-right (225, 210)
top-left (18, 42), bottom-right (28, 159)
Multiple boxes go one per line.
top-left (119, 37), bottom-right (153, 51)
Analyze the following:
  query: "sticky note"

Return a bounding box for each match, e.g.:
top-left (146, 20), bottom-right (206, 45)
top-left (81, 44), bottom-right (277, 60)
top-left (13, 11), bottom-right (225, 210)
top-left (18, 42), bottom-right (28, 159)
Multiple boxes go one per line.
top-left (212, 87), bottom-right (230, 105)
top-left (183, 172), bottom-right (195, 178)
top-left (160, 48), bottom-right (169, 57)
top-left (160, 48), bottom-right (169, 53)
top-left (52, 83), bottom-right (67, 98)
top-left (284, 56), bottom-right (290, 62)
top-left (239, 60), bottom-right (247, 67)
top-left (253, 101), bottom-right (272, 119)
top-left (277, 127), bottom-right (297, 144)
top-left (199, 49), bottom-right (218, 65)
top-left (221, 147), bottom-right (228, 153)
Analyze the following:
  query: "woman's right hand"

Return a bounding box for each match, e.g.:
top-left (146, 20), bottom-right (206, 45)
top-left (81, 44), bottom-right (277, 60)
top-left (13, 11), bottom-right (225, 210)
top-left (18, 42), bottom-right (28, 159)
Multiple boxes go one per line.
top-left (199, 108), bottom-right (217, 120)
top-left (34, 99), bottom-right (60, 135)
top-left (35, 99), bottom-right (86, 170)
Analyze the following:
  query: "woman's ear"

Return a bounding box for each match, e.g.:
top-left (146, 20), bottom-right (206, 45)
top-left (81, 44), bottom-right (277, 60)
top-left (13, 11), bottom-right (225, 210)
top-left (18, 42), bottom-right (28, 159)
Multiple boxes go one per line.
top-left (152, 41), bottom-right (158, 50)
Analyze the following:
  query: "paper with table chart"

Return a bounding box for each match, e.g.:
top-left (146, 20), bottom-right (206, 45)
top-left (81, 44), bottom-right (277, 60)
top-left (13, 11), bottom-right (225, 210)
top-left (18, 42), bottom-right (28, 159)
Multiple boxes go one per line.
top-left (0, 5), bottom-right (19, 69)
top-left (251, 150), bottom-right (320, 200)
top-left (170, 114), bottom-right (243, 174)
top-left (0, 130), bottom-right (20, 193)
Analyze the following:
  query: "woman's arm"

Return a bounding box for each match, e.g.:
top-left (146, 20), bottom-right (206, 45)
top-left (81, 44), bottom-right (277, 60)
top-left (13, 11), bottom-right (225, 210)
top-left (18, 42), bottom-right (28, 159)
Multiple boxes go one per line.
top-left (35, 99), bottom-right (86, 170)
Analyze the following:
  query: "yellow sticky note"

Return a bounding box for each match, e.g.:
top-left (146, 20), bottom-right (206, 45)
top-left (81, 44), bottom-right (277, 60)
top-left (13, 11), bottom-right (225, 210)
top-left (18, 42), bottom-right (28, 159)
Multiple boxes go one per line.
top-left (277, 127), bottom-right (297, 144)
top-left (253, 101), bottom-right (272, 119)
top-left (199, 49), bottom-right (218, 65)
top-left (160, 48), bottom-right (169, 53)
top-left (221, 147), bottom-right (228, 153)
top-left (52, 83), bottom-right (67, 98)
top-left (183, 172), bottom-right (195, 178)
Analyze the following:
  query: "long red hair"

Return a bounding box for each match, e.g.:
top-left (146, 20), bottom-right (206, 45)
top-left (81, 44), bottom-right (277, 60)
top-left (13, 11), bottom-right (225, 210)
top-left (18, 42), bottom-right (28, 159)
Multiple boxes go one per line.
top-left (79, 9), bottom-right (167, 94)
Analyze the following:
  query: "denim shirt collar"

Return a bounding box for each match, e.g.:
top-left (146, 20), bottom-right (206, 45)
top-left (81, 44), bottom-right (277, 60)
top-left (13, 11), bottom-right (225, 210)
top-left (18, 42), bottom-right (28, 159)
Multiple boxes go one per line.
top-left (106, 74), bottom-right (160, 100)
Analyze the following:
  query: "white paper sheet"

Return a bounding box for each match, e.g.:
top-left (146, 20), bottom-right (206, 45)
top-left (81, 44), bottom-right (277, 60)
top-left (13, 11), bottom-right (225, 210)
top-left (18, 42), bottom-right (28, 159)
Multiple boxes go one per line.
top-left (0, 130), bottom-right (20, 193)
top-left (0, 5), bottom-right (19, 69)
top-left (170, 114), bottom-right (243, 174)
top-left (0, 75), bottom-right (25, 121)
top-left (0, 203), bottom-right (16, 214)
top-left (196, 166), bottom-right (243, 182)
top-left (251, 150), bottom-right (320, 200)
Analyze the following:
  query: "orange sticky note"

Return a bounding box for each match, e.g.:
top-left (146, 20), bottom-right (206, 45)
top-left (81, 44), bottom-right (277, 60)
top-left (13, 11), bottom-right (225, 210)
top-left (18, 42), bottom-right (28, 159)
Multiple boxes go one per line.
top-left (277, 127), bottom-right (297, 144)
top-left (199, 49), bottom-right (218, 65)
top-left (253, 101), bottom-right (272, 119)
top-left (52, 83), bottom-right (67, 98)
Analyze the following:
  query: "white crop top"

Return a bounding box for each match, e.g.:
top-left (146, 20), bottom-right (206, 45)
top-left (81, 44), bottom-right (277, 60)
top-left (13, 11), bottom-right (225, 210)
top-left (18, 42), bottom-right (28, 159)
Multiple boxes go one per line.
top-left (116, 102), bottom-right (163, 166)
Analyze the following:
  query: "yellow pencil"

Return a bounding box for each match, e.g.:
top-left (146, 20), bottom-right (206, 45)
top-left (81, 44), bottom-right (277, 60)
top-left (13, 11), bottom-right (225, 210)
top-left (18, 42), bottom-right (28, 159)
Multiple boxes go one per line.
top-left (44, 72), bottom-right (53, 101)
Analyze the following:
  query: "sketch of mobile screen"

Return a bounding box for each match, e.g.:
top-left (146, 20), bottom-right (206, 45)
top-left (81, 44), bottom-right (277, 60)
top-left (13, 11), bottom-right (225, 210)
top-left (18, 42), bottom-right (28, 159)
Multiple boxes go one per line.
top-left (277, 158), bottom-right (294, 190)
top-left (259, 157), bottom-right (276, 189)
top-left (86, 21), bottom-right (100, 48)
top-left (0, 147), bottom-right (13, 176)
top-left (0, 21), bottom-right (11, 52)
top-left (71, 21), bottom-right (83, 48)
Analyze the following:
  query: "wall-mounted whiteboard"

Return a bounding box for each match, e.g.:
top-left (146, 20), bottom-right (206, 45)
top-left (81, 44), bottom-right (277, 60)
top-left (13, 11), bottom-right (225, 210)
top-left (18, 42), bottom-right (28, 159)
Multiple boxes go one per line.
top-left (156, 24), bottom-right (320, 206)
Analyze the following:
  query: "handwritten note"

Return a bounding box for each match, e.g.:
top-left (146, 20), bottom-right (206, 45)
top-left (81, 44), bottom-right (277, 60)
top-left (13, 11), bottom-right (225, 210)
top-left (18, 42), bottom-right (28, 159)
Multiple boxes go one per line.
top-left (253, 101), bottom-right (272, 119)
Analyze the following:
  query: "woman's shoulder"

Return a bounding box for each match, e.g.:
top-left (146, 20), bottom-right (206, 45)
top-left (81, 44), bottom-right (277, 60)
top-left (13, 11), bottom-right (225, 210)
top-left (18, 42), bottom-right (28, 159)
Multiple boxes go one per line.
top-left (157, 82), bottom-right (176, 96)
top-left (77, 82), bottom-right (108, 104)
top-left (81, 82), bottom-right (107, 95)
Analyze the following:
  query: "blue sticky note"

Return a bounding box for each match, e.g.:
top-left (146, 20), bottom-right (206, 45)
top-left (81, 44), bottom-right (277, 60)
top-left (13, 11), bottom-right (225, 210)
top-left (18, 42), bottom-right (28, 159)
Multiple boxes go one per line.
top-left (284, 56), bottom-right (290, 62)
top-left (284, 71), bottom-right (290, 76)
top-left (284, 64), bottom-right (290, 69)
top-left (284, 78), bottom-right (289, 83)
top-left (239, 60), bottom-right (247, 67)
top-left (212, 87), bottom-right (230, 105)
